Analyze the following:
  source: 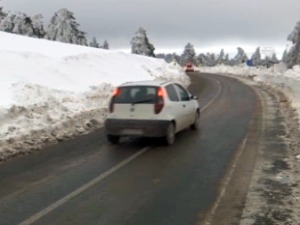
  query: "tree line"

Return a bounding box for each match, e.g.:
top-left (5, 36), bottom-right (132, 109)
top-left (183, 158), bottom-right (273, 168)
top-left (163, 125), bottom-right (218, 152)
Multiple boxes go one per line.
top-left (132, 28), bottom-right (279, 67)
top-left (131, 23), bottom-right (300, 69)
top-left (157, 45), bottom-right (281, 67)
top-left (0, 7), bottom-right (109, 49)
top-left (0, 6), bottom-right (300, 69)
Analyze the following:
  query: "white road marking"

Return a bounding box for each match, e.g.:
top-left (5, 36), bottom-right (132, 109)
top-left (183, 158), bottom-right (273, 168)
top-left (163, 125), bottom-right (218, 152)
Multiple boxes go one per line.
top-left (18, 147), bottom-right (149, 225)
top-left (201, 78), bottom-right (222, 112)
top-left (203, 137), bottom-right (248, 225)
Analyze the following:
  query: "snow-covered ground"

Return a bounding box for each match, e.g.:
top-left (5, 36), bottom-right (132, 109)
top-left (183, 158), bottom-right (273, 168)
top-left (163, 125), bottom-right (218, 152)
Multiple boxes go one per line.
top-left (0, 31), bottom-right (188, 160)
top-left (200, 64), bottom-right (300, 124)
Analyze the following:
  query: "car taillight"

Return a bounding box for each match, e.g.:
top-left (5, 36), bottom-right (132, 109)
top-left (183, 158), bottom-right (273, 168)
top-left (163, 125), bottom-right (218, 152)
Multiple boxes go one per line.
top-left (154, 87), bottom-right (165, 114)
top-left (109, 88), bottom-right (121, 113)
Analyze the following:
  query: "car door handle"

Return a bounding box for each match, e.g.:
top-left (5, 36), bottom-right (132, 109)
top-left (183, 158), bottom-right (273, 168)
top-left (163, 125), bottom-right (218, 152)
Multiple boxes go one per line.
top-left (182, 104), bottom-right (186, 108)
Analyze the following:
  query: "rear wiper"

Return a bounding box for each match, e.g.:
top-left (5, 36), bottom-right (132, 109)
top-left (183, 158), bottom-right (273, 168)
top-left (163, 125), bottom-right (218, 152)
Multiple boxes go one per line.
top-left (131, 99), bottom-right (154, 105)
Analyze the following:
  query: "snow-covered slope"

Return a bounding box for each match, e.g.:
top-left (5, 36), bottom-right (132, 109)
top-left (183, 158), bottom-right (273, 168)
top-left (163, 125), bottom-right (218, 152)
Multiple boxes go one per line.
top-left (0, 31), bottom-right (188, 160)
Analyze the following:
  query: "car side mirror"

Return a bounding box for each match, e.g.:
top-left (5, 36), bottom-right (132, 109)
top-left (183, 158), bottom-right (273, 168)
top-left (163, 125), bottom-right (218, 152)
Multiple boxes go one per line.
top-left (191, 95), bottom-right (198, 100)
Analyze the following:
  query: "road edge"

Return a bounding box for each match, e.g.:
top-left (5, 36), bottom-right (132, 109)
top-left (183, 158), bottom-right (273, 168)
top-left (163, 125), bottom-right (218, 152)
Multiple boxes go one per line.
top-left (199, 74), bottom-right (263, 225)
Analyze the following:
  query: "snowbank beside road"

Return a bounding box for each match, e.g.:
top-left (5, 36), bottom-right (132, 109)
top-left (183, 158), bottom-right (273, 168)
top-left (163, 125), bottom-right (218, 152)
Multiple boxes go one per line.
top-left (0, 31), bottom-right (188, 161)
top-left (200, 64), bottom-right (300, 122)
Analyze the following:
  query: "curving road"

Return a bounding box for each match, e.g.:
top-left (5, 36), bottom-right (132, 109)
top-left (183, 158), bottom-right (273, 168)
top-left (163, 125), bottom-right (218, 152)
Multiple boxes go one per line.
top-left (0, 73), bottom-right (261, 225)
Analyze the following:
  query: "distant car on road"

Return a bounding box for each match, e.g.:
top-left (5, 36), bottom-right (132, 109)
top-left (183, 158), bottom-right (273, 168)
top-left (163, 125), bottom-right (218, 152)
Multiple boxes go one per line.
top-left (105, 80), bottom-right (200, 145)
top-left (184, 63), bottom-right (195, 72)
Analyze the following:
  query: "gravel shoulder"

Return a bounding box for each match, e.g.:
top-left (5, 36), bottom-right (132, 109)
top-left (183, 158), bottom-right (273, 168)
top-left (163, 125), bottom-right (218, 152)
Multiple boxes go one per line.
top-left (230, 75), bottom-right (300, 225)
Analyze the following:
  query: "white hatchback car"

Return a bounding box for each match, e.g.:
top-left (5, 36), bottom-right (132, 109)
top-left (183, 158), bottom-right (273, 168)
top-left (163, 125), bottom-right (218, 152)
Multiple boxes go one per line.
top-left (104, 80), bottom-right (200, 145)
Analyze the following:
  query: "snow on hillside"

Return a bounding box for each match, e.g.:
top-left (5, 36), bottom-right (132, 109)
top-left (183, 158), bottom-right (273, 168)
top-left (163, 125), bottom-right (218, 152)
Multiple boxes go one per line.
top-left (0, 31), bottom-right (188, 161)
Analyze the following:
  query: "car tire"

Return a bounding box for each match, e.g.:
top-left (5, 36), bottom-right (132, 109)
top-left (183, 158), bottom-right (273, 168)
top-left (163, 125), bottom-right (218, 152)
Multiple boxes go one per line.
top-left (107, 135), bottom-right (120, 144)
top-left (191, 111), bottom-right (200, 130)
top-left (165, 122), bottom-right (175, 145)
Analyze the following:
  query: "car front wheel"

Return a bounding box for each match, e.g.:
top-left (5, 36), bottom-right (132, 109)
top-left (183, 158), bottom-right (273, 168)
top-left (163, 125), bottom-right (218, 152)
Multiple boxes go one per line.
top-left (191, 111), bottom-right (200, 130)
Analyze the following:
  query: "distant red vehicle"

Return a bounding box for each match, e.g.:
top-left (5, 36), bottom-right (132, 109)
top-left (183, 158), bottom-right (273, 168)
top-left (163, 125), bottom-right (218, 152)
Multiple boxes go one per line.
top-left (184, 63), bottom-right (194, 72)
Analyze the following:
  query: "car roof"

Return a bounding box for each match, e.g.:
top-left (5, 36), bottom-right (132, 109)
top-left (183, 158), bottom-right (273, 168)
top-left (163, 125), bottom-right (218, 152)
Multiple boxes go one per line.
top-left (119, 80), bottom-right (173, 87)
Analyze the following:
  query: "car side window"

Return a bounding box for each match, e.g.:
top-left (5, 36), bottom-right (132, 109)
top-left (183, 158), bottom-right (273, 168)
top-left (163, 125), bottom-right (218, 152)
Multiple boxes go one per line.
top-left (174, 84), bottom-right (190, 101)
top-left (165, 84), bottom-right (179, 102)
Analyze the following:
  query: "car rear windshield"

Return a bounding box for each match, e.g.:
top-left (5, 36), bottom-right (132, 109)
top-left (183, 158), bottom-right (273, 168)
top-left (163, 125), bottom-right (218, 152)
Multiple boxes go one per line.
top-left (113, 86), bottom-right (158, 104)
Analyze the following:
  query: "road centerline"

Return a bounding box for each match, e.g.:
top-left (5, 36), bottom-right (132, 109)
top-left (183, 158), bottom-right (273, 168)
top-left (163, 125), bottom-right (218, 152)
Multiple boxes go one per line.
top-left (201, 78), bottom-right (222, 112)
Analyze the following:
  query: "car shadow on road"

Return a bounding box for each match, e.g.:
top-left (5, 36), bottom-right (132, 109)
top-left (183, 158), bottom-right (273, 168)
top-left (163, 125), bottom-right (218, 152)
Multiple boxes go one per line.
top-left (115, 127), bottom-right (202, 150)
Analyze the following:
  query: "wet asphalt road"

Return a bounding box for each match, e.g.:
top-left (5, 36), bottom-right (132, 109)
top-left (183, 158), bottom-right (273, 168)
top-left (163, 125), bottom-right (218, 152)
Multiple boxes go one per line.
top-left (0, 73), bottom-right (257, 225)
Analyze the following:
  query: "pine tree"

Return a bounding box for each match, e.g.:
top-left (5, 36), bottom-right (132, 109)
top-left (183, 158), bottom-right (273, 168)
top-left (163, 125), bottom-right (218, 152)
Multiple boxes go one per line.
top-left (13, 13), bottom-right (35, 36)
top-left (233, 47), bottom-right (248, 65)
top-left (181, 43), bottom-right (196, 65)
top-left (197, 52), bottom-right (218, 67)
top-left (46, 8), bottom-right (87, 46)
top-left (0, 12), bottom-right (37, 37)
top-left (285, 46), bottom-right (298, 68)
top-left (157, 53), bottom-right (180, 64)
top-left (270, 53), bottom-right (279, 64)
top-left (207, 52), bottom-right (217, 66)
top-left (281, 49), bottom-right (288, 63)
top-left (0, 7), bottom-right (7, 20)
top-left (172, 53), bottom-right (181, 64)
top-left (0, 12), bottom-right (15, 32)
top-left (130, 27), bottom-right (155, 57)
top-left (251, 47), bottom-right (261, 66)
top-left (197, 53), bottom-right (206, 66)
top-left (224, 54), bottom-right (230, 65)
top-left (0, 10), bottom-right (44, 38)
top-left (89, 37), bottom-right (100, 48)
top-left (164, 53), bottom-right (174, 63)
top-left (285, 20), bottom-right (300, 68)
top-left (217, 49), bottom-right (225, 65)
top-left (31, 14), bottom-right (45, 38)
top-left (102, 40), bottom-right (109, 50)
top-left (12, 13), bottom-right (34, 36)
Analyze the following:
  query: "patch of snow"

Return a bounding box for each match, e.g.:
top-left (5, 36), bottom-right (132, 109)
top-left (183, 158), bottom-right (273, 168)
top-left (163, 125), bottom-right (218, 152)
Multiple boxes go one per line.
top-left (200, 64), bottom-right (300, 127)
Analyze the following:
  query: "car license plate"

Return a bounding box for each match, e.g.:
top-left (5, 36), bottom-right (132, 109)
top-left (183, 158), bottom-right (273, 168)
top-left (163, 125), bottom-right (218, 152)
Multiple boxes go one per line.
top-left (121, 129), bottom-right (143, 135)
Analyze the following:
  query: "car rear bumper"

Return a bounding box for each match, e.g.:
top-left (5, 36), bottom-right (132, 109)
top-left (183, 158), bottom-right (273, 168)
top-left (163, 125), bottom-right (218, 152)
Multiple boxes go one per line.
top-left (105, 119), bottom-right (170, 137)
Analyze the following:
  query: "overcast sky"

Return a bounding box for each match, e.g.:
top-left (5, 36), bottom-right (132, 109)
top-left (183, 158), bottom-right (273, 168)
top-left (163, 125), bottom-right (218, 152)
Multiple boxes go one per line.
top-left (1, 0), bottom-right (300, 56)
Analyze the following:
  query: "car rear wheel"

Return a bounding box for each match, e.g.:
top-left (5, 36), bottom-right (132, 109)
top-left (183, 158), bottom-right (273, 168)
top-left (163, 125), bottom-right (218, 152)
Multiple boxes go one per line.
top-left (191, 111), bottom-right (200, 130)
top-left (165, 123), bottom-right (175, 145)
top-left (107, 135), bottom-right (120, 144)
